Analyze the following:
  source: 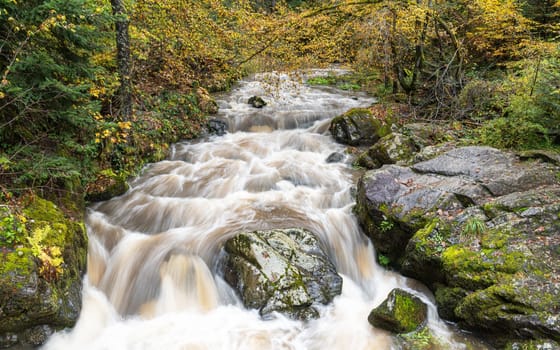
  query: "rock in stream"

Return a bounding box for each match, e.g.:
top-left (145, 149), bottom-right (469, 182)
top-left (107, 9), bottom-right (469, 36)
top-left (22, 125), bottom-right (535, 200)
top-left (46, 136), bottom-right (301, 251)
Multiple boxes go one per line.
top-left (368, 288), bottom-right (427, 334)
top-left (221, 228), bottom-right (342, 320)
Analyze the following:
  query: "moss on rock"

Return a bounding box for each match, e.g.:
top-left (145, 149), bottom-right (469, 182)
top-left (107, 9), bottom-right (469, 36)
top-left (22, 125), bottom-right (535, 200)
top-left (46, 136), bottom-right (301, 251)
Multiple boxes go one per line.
top-left (329, 108), bottom-right (390, 146)
top-left (0, 196), bottom-right (87, 348)
top-left (368, 288), bottom-right (428, 334)
top-left (401, 219), bottom-right (449, 287)
top-left (434, 286), bottom-right (468, 321)
top-left (356, 146), bottom-right (560, 346)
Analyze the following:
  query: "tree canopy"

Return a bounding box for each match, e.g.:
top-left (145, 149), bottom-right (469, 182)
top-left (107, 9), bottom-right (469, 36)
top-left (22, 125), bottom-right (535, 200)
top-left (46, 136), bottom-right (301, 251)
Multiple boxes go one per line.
top-left (0, 0), bottom-right (558, 199)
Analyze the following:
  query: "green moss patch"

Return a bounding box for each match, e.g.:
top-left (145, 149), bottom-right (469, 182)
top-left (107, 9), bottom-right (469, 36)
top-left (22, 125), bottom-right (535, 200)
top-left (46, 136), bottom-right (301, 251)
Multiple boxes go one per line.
top-left (368, 288), bottom-right (428, 333)
top-left (0, 248), bottom-right (34, 282)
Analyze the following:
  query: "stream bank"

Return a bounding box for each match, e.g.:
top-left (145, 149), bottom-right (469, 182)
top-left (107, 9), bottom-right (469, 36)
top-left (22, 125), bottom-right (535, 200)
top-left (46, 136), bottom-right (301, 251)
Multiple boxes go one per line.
top-left (331, 106), bottom-right (560, 348)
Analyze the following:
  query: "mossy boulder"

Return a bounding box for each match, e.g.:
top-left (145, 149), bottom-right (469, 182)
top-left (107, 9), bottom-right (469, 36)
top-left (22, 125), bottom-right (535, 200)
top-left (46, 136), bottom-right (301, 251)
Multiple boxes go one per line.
top-left (368, 288), bottom-right (427, 333)
top-left (329, 108), bottom-right (390, 146)
top-left (354, 163), bottom-right (479, 266)
top-left (0, 197), bottom-right (87, 348)
top-left (354, 122), bottom-right (452, 170)
top-left (395, 327), bottom-right (438, 350)
top-left (221, 228), bottom-right (342, 320)
top-left (395, 325), bottom-right (493, 350)
top-left (355, 132), bottom-right (419, 169)
top-left (356, 146), bottom-right (560, 347)
top-left (400, 122), bottom-right (449, 148)
top-left (412, 142), bottom-right (459, 163)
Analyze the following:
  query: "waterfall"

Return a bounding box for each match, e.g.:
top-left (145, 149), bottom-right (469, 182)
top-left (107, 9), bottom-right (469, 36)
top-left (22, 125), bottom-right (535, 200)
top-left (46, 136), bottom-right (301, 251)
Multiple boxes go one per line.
top-left (43, 71), bottom-right (486, 350)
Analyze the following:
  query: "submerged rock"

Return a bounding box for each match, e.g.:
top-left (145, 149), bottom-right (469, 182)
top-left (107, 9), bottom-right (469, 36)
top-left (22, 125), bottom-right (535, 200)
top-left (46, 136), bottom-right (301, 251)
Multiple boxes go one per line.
top-left (368, 288), bottom-right (427, 333)
top-left (221, 228), bottom-right (342, 320)
top-left (0, 197), bottom-right (87, 348)
top-left (329, 108), bottom-right (390, 146)
top-left (355, 146), bottom-right (560, 347)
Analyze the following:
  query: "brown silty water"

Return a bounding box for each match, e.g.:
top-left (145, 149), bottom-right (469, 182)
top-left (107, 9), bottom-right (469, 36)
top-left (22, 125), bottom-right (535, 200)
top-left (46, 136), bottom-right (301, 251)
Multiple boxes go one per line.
top-left (43, 71), bottom-right (491, 350)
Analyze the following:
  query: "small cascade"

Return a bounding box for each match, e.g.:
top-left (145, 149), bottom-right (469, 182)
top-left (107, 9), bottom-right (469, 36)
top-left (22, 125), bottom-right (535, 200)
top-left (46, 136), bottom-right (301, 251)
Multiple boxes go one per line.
top-left (140, 254), bottom-right (219, 318)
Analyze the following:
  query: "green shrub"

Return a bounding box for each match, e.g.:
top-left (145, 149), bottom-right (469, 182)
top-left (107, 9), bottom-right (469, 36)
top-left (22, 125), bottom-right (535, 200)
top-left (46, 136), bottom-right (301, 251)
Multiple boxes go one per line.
top-left (378, 254), bottom-right (391, 267)
top-left (477, 55), bottom-right (560, 150)
top-left (479, 115), bottom-right (548, 150)
top-left (456, 79), bottom-right (506, 121)
top-left (0, 208), bottom-right (26, 246)
top-left (306, 75), bottom-right (337, 86)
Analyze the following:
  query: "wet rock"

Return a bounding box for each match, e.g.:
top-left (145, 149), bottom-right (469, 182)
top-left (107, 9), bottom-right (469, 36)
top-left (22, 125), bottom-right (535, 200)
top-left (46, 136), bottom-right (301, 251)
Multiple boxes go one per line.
top-left (329, 108), bottom-right (390, 146)
top-left (0, 197), bottom-right (87, 348)
top-left (207, 118), bottom-right (228, 136)
top-left (355, 146), bottom-right (560, 347)
top-left (395, 327), bottom-right (436, 350)
top-left (354, 163), bottom-right (487, 265)
top-left (368, 288), bottom-right (427, 333)
top-left (221, 228), bottom-right (342, 320)
top-left (326, 152), bottom-right (345, 163)
top-left (397, 325), bottom-right (493, 350)
top-left (248, 96), bottom-right (267, 108)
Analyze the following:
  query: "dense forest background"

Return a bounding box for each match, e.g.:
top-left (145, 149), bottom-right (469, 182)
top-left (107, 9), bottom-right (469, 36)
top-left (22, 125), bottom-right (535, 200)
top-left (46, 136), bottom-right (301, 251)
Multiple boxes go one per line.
top-left (0, 0), bottom-right (559, 241)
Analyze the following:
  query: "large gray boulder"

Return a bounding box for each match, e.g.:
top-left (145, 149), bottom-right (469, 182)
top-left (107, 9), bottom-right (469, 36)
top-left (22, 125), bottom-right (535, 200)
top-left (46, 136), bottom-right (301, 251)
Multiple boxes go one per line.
top-left (355, 146), bottom-right (560, 347)
top-left (221, 228), bottom-right (342, 320)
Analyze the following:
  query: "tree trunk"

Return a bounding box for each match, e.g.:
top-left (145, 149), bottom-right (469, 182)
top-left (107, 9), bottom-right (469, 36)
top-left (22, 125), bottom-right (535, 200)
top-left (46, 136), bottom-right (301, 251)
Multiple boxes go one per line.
top-left (111, 0), bottom-right (132, 120)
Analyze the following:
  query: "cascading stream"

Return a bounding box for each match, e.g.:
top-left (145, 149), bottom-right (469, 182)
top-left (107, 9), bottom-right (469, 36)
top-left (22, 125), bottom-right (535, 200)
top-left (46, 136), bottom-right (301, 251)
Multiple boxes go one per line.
top-left (44, 71), bottom-right (484, 350)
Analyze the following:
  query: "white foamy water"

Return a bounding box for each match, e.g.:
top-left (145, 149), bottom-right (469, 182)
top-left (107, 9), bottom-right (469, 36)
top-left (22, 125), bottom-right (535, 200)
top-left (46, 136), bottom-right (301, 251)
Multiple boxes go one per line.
top-left (43, 71), bottom-right (487, 350)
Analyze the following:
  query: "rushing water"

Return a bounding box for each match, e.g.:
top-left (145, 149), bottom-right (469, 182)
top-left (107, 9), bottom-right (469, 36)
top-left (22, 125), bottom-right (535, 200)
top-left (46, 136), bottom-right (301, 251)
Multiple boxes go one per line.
top-left (44, 71), bottom-right (487, 350)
